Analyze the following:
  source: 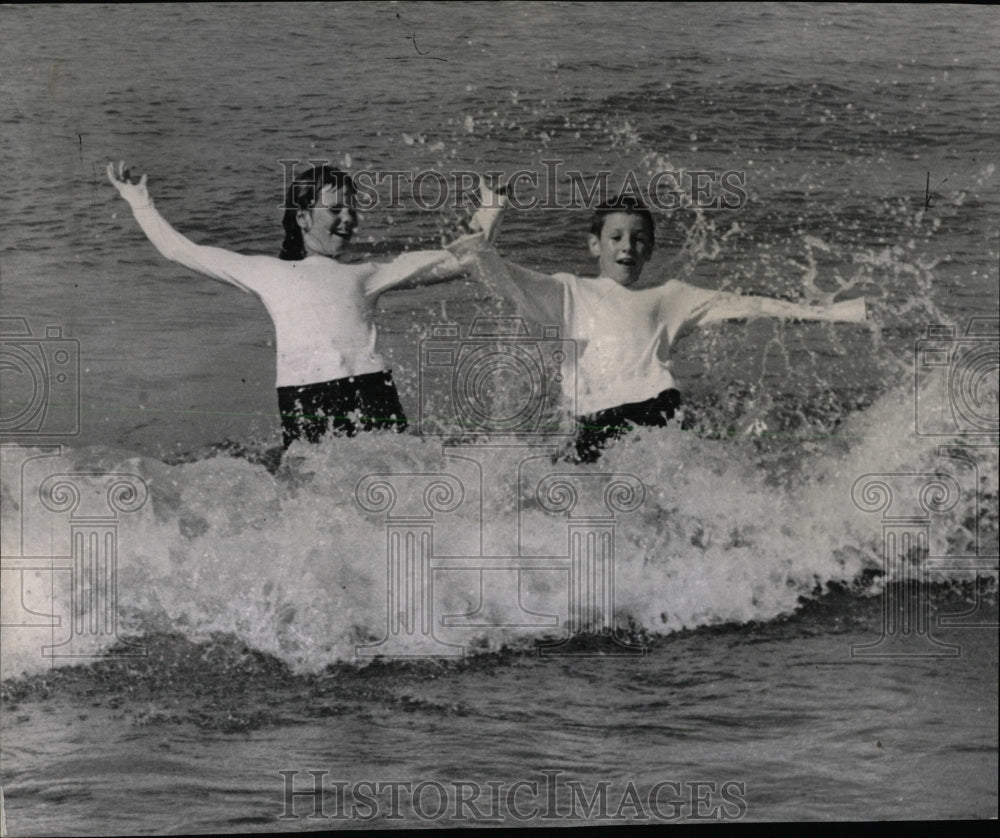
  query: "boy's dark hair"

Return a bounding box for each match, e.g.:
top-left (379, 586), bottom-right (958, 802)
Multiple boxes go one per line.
top-left (589, 195), bottom-right (655, 246)
top-left (280, 165), bottom-right (355, 261)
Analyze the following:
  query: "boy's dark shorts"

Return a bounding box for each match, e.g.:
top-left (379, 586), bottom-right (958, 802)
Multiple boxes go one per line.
top-left (277, 370), bottom-right (408, 449)
top-left (573, 388), bottom-right (681, 463)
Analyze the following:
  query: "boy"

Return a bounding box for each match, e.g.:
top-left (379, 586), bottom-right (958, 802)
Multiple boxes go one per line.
top-left (474, 195), bottom-right (867, 461)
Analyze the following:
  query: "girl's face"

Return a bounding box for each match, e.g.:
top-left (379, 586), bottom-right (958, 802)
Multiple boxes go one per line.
top-left (298, 184), bottom-right (358, 258)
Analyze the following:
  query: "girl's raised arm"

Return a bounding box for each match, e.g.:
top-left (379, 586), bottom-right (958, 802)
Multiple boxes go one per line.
top-left (362, 176), bottom-right (508, 297)
top-left (107, 162), bottom-right (266, 295)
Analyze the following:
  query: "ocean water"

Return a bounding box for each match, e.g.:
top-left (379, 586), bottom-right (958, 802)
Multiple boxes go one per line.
top-left (1, 2), bottom-right (998, 831)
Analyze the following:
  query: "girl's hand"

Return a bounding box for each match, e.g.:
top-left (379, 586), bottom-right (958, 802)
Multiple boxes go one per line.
top-left (106, 161), bottom-right (152, 208)
top-left (468, 175), bottom-right (507, 244)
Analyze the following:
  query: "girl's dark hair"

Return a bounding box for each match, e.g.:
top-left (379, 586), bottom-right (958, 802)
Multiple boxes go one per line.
top-left (589, 195), bottom-right (656, 246)
top-left (279, 165), bottom-right (355, 260)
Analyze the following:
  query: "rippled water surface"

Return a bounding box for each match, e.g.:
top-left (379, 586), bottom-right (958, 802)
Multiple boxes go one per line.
top-left (1, 2), bottom-right (997, 832)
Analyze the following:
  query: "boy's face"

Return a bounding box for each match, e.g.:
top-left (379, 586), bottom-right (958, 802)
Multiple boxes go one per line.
top-left (588, 212), bottom-right (653, 286)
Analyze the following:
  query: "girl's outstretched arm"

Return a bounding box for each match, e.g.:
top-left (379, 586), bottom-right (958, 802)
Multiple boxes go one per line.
top-left (363, 175), bottom-right (508, 297)
top-left (107, 161), bottom-right (266, 294)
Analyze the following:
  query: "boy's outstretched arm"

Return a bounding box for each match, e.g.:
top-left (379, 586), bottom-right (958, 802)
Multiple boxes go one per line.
top-left (446, 177), bottom-right (568, 324)
top-left (665, 280), bottom-right (868, 342)
top-left (107, 161), bottom-right (261, 294)
top-left (471, 249), bottom-right (566, 327)
top-left (363, 176), bottom-right (508, 296)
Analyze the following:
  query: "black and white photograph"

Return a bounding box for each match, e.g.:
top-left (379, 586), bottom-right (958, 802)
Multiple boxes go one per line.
top-left (1, 2), bottom-right (997, 832)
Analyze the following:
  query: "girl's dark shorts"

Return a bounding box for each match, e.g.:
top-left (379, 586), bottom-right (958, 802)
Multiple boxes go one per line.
top-left (277, 370), bottom-right (407, 449)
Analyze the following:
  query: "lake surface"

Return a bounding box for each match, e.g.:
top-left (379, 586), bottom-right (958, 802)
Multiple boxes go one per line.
top-left (1, 2), bottom-right (997, 831)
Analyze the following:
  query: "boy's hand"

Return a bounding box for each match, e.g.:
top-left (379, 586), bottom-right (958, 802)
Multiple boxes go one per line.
top-left (447, 175), bottom-right (508, 257)
top-left (107, 161), bottom-right (152, 208)
top-left (830, 296), bottom-right (868, 323)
